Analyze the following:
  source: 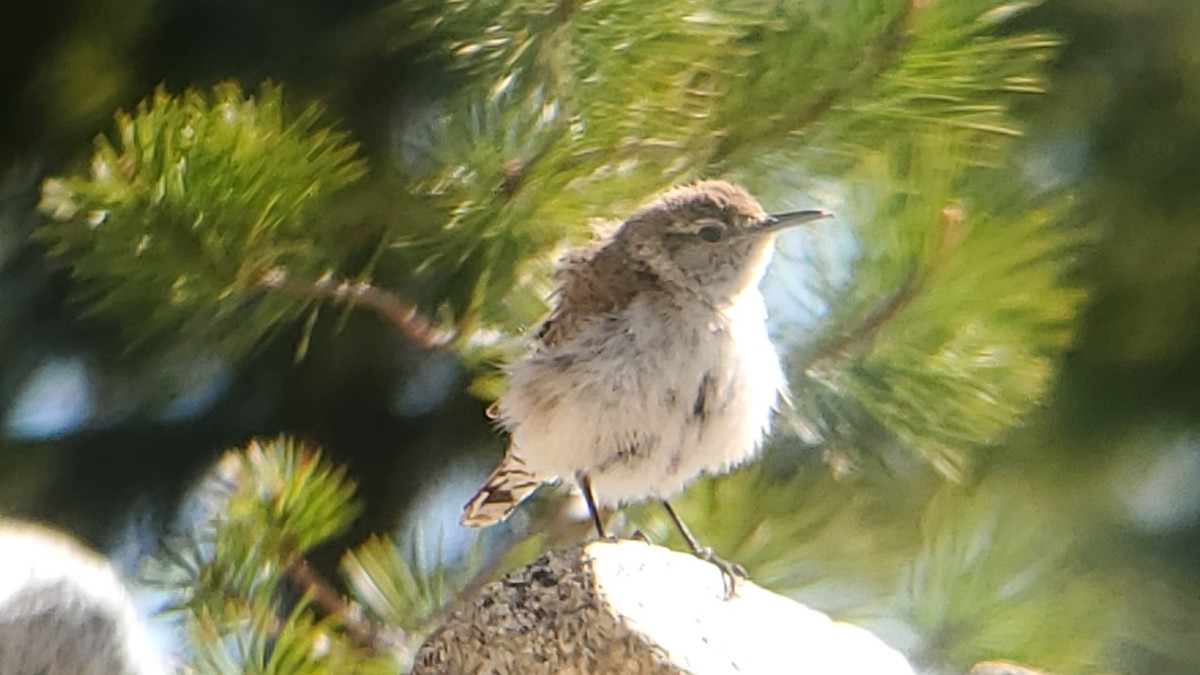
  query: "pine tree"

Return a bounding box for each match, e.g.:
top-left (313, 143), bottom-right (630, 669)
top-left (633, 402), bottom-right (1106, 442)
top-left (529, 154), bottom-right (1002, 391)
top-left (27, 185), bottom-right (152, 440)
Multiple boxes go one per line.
top-left (32, 0), bottom-right (1146, 672)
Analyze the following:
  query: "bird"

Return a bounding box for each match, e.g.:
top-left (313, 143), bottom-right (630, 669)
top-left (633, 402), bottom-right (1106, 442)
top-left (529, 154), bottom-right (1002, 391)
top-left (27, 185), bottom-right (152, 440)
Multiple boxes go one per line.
top-left (460, 179), bottom-right (829, 590)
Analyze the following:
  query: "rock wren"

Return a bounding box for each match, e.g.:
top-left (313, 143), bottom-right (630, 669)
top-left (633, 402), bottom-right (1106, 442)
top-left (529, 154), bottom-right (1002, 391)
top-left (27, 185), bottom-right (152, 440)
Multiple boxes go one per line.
top-left (461, 180), bottom-right (829, 584)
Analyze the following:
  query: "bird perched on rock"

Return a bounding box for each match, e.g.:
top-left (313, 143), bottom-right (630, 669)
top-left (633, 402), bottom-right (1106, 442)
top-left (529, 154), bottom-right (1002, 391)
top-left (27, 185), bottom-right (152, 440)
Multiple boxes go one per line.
top-left (461, 180), bottom-right (829, 589)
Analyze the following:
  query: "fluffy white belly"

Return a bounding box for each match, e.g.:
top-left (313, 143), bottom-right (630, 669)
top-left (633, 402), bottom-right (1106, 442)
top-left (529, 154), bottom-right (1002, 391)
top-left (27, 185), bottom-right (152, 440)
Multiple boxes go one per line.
top-left (498, 292), bottom-right (785, 506)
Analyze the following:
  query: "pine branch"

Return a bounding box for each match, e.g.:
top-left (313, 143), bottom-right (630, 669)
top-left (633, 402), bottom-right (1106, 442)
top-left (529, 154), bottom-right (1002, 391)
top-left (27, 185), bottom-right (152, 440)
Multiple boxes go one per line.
top-left (287, 558), bottom-right (380, 649)
top-left (259, 267), bottom-right (456, 349)
top-left (776, 136), bottom-right (1088, 479)
top-left (903, 479), bottom-right (1110, 672)
top-left (711, 0), bottom-right (920, 165)
top-left (144, 437), bottom-right (393, 672)
top-left (381, 0), bottom-right (1061, 348)
top-left (37, 82), bottom-right (367, 355)
top-left (807, 201), bottom-right (963, 363)
top-left (36, 2), bottom-right (1061, 359)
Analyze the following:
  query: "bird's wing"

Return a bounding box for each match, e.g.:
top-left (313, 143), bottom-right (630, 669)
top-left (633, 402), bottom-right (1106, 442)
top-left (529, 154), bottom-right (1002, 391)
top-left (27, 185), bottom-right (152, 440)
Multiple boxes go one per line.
top-left (532, 240), bottom-right (654, 349)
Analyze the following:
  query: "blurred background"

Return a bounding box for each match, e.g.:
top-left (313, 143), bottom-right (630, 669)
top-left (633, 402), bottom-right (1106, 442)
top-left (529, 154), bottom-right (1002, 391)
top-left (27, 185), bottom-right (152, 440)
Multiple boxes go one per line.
top-left (1, 0), bottom-right (1199, 673)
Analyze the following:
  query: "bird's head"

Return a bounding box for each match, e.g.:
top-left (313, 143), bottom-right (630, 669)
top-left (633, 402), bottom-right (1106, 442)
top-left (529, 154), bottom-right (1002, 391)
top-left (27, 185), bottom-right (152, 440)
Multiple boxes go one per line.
top-left (616, 180), bottom-right (829, 304)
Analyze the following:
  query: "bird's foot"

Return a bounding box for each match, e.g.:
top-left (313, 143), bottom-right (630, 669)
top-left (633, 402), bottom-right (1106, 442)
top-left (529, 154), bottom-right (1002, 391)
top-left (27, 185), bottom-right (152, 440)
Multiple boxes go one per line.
top-left (690, 546), bottom-right (748, 600)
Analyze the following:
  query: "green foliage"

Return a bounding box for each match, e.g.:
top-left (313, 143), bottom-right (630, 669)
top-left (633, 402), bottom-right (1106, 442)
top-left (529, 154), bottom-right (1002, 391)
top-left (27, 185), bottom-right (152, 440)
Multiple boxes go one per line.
top-left (34, 1), bottom-right (1065, 368)
top-left (144, 436), bottom-right (530, 671)
top-left (395, 0), bottom-right (1055, 168)
top-left (905, 479), bottom-right (1109, 673)
top-left (784, 1), bottom-right (1060, 169)
top-left (145, 437), bottom-right (393, 672)
top-left (786, 137), bottom-right (1088, 479)
top-left (340, 533), bottom-right (487, 633)
top-left (148, 436), bottom-right (360, 617)
top-left (382, 0), bottom-right (1059, 338)
top-left (185, 596), bottom-right (393, 675)
top-left (38, 82), bottom-right (366, 354)
top-left (209, 436), bottom-right (363, 553)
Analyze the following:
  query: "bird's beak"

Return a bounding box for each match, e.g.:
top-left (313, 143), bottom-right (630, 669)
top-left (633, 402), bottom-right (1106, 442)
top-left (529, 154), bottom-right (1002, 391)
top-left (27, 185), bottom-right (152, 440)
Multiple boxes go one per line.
top-left (757, 209), bottom-right (833, 232)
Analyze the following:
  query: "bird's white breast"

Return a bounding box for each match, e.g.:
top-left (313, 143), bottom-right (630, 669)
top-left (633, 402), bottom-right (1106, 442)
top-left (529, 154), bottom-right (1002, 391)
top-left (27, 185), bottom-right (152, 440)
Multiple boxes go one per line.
top-left (498, 289), bottom-right (786, 506)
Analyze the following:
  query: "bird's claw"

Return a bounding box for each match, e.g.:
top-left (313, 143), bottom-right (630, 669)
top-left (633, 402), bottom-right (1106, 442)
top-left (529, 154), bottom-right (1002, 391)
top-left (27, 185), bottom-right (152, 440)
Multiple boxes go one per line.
top-left (692, 546), bottom-right (748, 599)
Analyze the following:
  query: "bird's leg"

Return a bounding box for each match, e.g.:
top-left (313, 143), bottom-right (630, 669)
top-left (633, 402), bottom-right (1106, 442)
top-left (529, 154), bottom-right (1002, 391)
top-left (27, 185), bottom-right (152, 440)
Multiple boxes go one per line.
top-left (578, 474), bottom-right (608, 539)
top-left (662, 500), bottom-right (747, 599)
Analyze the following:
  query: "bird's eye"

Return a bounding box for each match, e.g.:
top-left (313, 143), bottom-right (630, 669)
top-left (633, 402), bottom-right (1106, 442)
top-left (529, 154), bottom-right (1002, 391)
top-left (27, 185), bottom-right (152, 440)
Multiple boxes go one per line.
top-left (697, 224), bottom-right (724, 243)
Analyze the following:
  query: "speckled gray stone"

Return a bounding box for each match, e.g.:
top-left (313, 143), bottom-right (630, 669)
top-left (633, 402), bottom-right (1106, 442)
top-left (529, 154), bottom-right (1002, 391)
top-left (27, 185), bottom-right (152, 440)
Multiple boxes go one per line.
top-left (0, 521), bottom-right (162, 675)
top-left (412, 543), bottom-right (680, 675)
top-left (412, 540), bottom-right (915, 675)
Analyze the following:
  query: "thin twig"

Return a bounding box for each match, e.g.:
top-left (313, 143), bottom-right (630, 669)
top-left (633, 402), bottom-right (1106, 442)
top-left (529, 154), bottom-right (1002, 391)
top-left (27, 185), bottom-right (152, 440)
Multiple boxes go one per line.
top-left (807, 199), bottom-right (965, 364)
top-left (287, 557), bottom-right (385, 649)
top-left (259, 267), bottom-right (456, 349)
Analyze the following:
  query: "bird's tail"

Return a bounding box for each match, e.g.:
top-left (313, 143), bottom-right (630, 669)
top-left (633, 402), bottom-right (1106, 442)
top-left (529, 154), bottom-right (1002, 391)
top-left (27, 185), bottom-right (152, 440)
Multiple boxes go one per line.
top-left (460, 456), bottom-right (542, 527)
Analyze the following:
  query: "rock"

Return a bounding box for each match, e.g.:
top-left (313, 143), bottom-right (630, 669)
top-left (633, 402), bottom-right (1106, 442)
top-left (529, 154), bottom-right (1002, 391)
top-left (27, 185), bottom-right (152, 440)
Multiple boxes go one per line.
top-left (0, 520), bottom-right (162, 675)
top-left (413, 539), bottom-right (914, 675)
